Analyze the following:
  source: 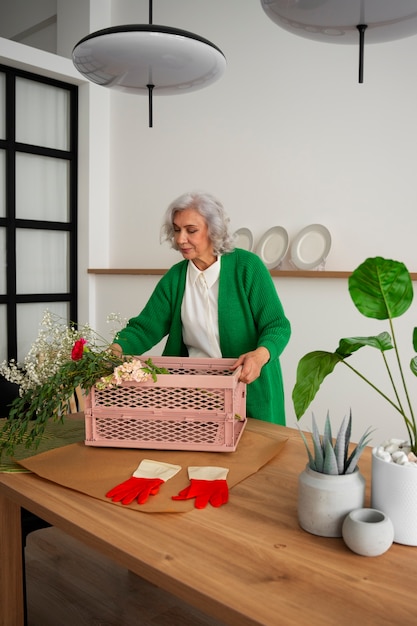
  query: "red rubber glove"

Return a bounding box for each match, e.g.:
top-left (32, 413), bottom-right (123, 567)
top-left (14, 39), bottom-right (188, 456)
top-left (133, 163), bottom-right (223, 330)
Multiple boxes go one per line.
top-left (106, 459), bottom-right (181, 505)
top-left (106, 476), bottom-right (164, 505)
top-left (172, 466), bottom-right (229, 509)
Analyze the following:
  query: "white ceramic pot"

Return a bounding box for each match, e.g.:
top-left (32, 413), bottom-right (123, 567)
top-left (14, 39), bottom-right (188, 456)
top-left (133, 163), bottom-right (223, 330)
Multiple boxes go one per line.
top-left (342, 508), bottom-right (394, 556)
top-left (298, 464), bottom-right (366, 537)
top-left (371, 449), bottom-right (417, 546)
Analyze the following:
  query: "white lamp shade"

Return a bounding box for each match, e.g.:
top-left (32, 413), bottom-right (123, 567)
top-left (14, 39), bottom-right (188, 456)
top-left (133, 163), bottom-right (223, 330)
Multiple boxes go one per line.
top-left (72, 25), bottom-right (226, 95)
top-left (260, 0), bottom-right (417, 44)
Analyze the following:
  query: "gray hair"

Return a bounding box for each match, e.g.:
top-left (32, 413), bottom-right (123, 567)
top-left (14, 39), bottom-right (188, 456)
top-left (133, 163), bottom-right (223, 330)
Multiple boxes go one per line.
top-left (161, 191), bottom-right (235, 255)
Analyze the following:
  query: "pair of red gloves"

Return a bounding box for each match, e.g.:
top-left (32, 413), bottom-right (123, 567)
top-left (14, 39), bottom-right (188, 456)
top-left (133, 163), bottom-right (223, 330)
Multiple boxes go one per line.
top-left (105, 459), bottom-right (229, 509)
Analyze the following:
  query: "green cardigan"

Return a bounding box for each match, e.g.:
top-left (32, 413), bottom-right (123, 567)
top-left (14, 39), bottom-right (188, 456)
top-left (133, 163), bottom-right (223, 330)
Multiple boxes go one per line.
top-left (115, 248), bottom-right (291, 424)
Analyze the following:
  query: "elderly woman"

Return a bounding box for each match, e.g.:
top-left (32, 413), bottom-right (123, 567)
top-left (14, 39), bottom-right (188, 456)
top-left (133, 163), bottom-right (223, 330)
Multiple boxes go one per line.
top-left (111, 191), bottom-right (291, 424)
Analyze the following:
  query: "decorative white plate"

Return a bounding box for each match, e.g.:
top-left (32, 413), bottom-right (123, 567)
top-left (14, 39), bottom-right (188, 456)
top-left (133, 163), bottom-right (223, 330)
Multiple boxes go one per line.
top-left (290, 224), bottom-right (332, 270)
top-left (255, 226), bottom-right (289, 269)
top-left (234, 227), bottom-right (254, 251)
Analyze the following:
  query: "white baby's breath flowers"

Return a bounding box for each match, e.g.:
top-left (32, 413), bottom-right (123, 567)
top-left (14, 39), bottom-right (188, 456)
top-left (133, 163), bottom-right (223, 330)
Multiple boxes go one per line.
top-left (0, 310), bottom-right (122, 396)
top-left (106, 312), bottom-right (128, 341)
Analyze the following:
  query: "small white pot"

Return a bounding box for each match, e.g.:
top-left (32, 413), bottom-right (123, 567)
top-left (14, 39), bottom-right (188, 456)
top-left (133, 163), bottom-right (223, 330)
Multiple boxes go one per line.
top-left (298, 464), bottom-right (366, 537)
top-left (342, 508), bottom-right (394, 556)
top-left (371, 449), bottom-right (417, 546)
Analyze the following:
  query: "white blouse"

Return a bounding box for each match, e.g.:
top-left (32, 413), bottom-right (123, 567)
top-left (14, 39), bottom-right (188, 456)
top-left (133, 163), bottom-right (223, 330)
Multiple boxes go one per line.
top-left (181, 258), bottom-right (222, 358)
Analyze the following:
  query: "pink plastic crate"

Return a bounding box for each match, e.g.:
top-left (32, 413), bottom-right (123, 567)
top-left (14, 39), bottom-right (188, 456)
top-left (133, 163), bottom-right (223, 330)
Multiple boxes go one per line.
top-left (84, 356), bottom-right (247, 452)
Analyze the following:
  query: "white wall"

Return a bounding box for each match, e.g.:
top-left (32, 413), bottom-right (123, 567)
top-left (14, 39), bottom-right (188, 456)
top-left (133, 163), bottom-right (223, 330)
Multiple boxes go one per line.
top-left (107, 0), bottom-right (417, 272)
top-left (104, 0), bottom-right (417, 445)
top-left (0, 0), bottom-right (56, 42)
top-left (2, 0), bottom-right (417, 444)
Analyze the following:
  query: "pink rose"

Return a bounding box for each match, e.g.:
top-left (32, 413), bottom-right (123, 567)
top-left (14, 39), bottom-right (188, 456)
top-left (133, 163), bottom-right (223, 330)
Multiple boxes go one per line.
top-left (71, 338), bottom-right (87, 360)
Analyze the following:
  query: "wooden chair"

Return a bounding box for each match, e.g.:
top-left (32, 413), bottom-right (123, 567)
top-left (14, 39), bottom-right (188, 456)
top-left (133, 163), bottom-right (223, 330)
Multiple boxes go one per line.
top-left (68, 385), bottom-right (85, 413)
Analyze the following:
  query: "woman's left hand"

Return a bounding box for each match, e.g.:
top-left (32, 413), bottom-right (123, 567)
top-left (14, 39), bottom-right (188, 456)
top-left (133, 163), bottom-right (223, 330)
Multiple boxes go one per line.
top-left (231, 347), bottom-right (270, 384)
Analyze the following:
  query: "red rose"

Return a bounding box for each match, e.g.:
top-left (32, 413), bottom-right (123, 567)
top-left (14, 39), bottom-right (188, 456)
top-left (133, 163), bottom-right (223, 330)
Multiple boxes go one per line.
top-left (71, 338), bottom-right (87, 360)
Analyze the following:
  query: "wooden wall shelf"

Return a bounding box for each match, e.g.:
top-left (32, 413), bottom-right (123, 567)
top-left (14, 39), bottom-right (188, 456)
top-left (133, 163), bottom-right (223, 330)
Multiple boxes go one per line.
top-left (88, 268), bottom-right (417, 280)
top-left (88, 268), bottom-right (352, 278)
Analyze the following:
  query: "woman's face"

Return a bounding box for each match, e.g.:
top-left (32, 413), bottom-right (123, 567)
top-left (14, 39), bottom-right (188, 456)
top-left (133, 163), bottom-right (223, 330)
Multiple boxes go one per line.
top-left (173, 208), bottom-right (216, 270)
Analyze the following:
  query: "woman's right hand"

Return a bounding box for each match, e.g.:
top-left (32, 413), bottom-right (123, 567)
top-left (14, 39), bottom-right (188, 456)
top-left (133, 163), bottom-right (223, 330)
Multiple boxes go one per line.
top-left (231, 347), bottom-right (270, 384)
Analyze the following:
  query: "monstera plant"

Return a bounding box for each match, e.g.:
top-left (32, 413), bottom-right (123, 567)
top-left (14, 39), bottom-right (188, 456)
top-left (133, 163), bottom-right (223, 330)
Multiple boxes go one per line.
top-left (292, 256), bottom-right (417, 454)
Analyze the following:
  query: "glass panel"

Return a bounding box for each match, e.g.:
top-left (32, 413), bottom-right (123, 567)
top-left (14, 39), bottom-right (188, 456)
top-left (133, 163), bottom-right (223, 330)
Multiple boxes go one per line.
top-left (16, 229), bottom-right (69, 294)
top-left (15, 77), bottom-right (70, 150)
top-left (0, 304), bottom-right (6, 362)
top-left (16, 302), bottom-right (69, 362)
top-left (0, 227), bottom-right (5, 294)
top-left (0, 150), bottom-right (5, 217)
top-left (0, 73), bottom-right (5, 140)
top-left (16, 153), bottom-right (69, 221)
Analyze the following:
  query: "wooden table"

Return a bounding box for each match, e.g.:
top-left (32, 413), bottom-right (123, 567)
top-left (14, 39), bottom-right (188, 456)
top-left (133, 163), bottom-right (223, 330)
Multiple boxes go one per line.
top-left (0, 419), bottom-right (416, 626)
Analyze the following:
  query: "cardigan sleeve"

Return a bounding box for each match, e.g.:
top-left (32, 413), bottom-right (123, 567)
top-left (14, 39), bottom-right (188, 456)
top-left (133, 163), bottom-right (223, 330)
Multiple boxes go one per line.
top-left (113, 262), bottom-right (186, 355)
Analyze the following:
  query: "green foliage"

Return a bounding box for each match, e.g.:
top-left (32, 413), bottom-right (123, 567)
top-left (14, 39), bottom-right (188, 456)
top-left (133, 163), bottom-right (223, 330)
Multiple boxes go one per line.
top-left (0, 350), bottom-right (170, 456)
top-left (292, 257), bottom-right (417, 453)
top-left (297, 411), bottom-right (373, 475)
top-left (0, 312), bottom-right (171, 456)
top-left (141, 358), bottom-right (169, 382)
top-left (0, 350), bottom-right (124, 456)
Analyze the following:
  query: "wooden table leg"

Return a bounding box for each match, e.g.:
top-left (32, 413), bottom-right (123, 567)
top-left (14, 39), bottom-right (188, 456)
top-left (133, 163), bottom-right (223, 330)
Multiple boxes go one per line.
top-left (0, 490), bottom-right (24, 626)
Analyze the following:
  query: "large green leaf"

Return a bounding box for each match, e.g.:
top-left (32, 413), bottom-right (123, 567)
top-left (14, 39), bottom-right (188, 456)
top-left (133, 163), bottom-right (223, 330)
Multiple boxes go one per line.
top-left (336, 332), bottom-right (394, 358)
top-left (410, 329), bottom-right (417, 378)
top-left (292, 351), bottom-right (343, 419)
top-left (348, 257), bottom-right (413, 320)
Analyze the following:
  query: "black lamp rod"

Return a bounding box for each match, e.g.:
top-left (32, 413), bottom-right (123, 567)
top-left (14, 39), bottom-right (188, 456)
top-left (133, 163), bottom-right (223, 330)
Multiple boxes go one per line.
top-left (147, 84), bottom-right (154, 127)
top-left (357, 24), bottom-right (367, 84)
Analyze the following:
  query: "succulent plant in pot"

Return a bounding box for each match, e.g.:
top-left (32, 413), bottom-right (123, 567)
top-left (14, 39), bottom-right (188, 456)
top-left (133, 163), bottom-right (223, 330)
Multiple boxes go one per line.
top-left (297, 410), bottom-right (372, 537)
top-left (298, 410), bottom-right (372, 476)
top-left (292, 256), bottom-right (417, 544)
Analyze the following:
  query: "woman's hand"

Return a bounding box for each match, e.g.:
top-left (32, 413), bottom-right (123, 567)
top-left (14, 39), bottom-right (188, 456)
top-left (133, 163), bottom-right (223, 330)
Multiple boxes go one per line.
top-left (231, 347), bottom-right (270, 384)
top-left (109, 343), bottom-right (123, 357)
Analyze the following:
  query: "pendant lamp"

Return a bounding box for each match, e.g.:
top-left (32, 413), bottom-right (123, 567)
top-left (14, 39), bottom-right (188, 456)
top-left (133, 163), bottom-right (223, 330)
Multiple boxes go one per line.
top-left (72, 0), bottom-right (226, 127)
top-left (260, 0), bottom-right (417, 83)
